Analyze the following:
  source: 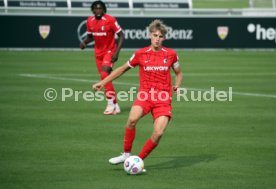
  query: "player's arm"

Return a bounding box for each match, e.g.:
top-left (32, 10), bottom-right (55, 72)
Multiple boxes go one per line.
top-left (80, 34), bottom-right (93, 50)
top-left (172, 64), bottom-right (183, 91)
top-left (112, 31), bottom-right (124, 63)
top-left (92, 62), bottom-right (130, 91)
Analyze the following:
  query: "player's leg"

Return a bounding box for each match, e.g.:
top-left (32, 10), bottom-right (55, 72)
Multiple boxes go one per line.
top-left (138, 103), bottom-right (172, 160)
top-left (95, 54), bottom-right (115, 114)
top-left (124, 105), bottom-right (144, 151)
top-left (138, 115), bottom-right (170, 160)
top-left (109, 105), bottom-right (144, 164)
top-left (100, 65), bottom-right (118, 114)
top-left (101, 52), bottom-right (119, 114)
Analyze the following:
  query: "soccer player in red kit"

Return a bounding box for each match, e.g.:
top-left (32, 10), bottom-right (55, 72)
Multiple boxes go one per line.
top-left (80, 1), bottom-right (124, 115)
top-left (93, 20), bottom-right (183, 165)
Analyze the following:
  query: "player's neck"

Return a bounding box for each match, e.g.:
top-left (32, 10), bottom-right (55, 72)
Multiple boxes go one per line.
top-left (151, 46), bottom-right (162, 52)
top-left (95, 13), bottom-right (105, 20)
top-left (95, 16), bottom-right (102, 20)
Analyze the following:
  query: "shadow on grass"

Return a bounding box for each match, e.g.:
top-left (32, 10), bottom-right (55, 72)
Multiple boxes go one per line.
top-left (146, 154), bottom-right (217, 170)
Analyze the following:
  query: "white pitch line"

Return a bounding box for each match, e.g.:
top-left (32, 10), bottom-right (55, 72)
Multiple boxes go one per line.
top-left (183, 73), bottom-right (276, 76)
top-left (20, 72), bottom-right (276, 77)
top-left (19, 74), bottom-right (276, 99)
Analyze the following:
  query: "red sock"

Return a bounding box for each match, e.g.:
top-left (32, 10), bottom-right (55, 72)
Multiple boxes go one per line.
top-left (124, 127), bottom-right (136, 153)
top-left (138, 138), bottom-right (158, 160)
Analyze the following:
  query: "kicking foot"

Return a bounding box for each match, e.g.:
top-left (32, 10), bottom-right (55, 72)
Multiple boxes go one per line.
top-left (109, 153), bottom-right (130, 165)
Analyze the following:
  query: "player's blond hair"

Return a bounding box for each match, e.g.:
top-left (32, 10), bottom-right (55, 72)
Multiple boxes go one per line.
top-left (148, 19), bottom-right (168, 36)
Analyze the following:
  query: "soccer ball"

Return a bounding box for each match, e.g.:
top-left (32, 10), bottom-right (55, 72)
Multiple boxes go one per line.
top-left (123, 155), bottom-right (144, 175)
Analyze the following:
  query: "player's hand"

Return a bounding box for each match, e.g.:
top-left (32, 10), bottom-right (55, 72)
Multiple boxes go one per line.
top-left (173, 86), bottom-right (180, 94)
top-left (111, 52), bottom-right (119, 63)
top-left (92, 82), bottom-right (103, 91)
top-left (80, 42), bottom-right (86, 50)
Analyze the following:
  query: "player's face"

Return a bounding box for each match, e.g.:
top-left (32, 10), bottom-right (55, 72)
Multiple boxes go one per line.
top-left (93, 4), bottom-right (104, 19)
top-left (150, 30), bottom-right (165, 51)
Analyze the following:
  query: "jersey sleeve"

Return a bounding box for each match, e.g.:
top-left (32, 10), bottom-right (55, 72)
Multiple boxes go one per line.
top-left (110, 17), bottom-right (122, 34)
top-left (127, 52), bottom-right (140, 68)
top-left (86, 18), bottom-right (92, 34)
top-left (171, 52), bottom-right (180, 69)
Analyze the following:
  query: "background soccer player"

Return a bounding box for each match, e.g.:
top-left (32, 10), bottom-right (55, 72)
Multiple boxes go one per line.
top-left (80, 0), bottom-right (124, 115)
top-left (92, 19), bottom-right (183, 166)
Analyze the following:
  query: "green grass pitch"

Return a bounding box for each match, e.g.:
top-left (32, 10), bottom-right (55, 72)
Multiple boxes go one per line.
top-left (193, 0), bottom-right (249, 8)
top-left (0, 50), bottom-right (276, 189)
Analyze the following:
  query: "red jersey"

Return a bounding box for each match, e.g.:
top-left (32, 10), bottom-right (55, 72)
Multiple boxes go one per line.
top-left (86, 14), bottom-right (122, 55)
top-left (128, 46), bottom-right (179, 97)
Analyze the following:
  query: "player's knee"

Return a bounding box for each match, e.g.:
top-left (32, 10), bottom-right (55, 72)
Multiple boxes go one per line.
top-left (127, 117), bottom-right (139, 128)
top-left (153, 130), bottom-right (165, 140)
top-left (101, 66), bottom-right (112, 74)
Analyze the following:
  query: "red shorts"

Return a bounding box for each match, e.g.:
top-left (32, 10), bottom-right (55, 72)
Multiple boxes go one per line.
top-left (133, 99), bottom-right (172, 121)
top-left (95, 50), bottom-right (114, 72)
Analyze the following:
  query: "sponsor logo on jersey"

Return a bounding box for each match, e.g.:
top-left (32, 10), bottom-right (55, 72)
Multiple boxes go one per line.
top-left (39, 25), bottom-right (50, 39)
top-left (144, 66), bottom-right (169, 71)
top-left (217, 26), bottom-right (229, 40)
top-left (92, 32), bottom-right (107, 36)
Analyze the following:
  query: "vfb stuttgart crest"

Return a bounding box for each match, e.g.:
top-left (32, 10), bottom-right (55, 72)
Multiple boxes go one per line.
top-left (39, 25), bottom-right (50, 39)
top-left (217, 26), bottom-right (229, 40)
